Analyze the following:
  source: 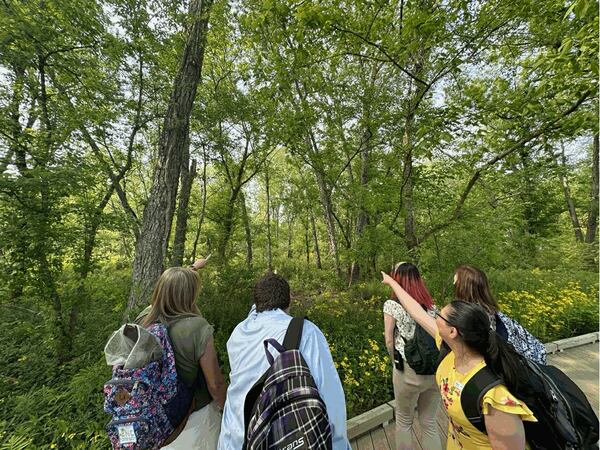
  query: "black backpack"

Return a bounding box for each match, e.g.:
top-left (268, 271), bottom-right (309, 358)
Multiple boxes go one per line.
top-left (243, 317), bottom-right (332, 450)
top-left (401, 322), bottom-right (439, 375)
top-left (460, 355), bottom-right (599, 449)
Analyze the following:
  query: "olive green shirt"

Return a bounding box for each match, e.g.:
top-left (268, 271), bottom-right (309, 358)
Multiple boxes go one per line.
top-left (136, 306), bottom-right (214, 411)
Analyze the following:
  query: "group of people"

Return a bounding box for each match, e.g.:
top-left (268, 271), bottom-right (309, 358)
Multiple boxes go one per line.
top-left (382, 263), bottom-right (545, 450)
top-left (134, 258), bottom-right (547, 450)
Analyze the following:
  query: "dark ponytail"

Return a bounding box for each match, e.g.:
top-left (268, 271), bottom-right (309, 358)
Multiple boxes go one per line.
top-left (445, 300), bottom-right (522, 393)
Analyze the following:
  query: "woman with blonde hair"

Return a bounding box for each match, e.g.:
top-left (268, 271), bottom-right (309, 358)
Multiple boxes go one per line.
top-left (137, 258), bottom-right (226, 449)
top-left (383, 262), bottom-right (442, 450)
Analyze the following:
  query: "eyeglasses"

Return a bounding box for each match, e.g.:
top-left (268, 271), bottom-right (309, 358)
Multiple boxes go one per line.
top-left (435, 311), bottom-right (451, 324)
top-left (435, 311), bottom-right (457, 328)
top-left (435, 311), bottom-right (460, 334)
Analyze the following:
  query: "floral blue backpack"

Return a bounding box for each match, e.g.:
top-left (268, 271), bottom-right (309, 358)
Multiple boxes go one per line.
top-left (495, 312), bottom-right (547, 364)
top-left (103, 323), bottom-right (193, 449)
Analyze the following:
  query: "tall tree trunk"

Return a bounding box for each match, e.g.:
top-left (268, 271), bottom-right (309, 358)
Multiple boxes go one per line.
top-left (392, 57), bottom-right (428, 258)
top-left (239, 191), bottom-right (253, 267)
top-left (310, 210), bottom-right (322, 269)
top-left (171, 140), bottom-right (197, 267)
top-left (401, 119), bottom-right (418, 255)
top-left (349, 125), bottom-right (372, 284)
top-left (191, 149), bottom-right (208, 260)
top-left (304, 219), bottom-right (310, 264)
top-left (265, 169), bottom-right (273, 271)
top-left (314, 169), bottom-right (341, 276)
top-left (287, 216), bottom-right (294, 258)
top-left (558, 143), bottom-right (584, 242)
top-left (274, 204), bottom-right (280, 243)
top-left (585, 134), bottom-right (599, 244)
top-left (37, 55), bottom-right (69, 363)
top-left (217, 191), bottom-right (239, 260)
top-left (128, 0), bottom-right (212, 309)
top-left (6, 65), bottom-right (29, 298)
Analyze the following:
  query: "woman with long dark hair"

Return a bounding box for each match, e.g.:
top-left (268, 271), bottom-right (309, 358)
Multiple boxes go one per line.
top-left (454, 265), bottom-right (546, 364)
top-left (382, 272), bottom-right (537, 450)
top-left (383, 262), bottom-right (442, 450)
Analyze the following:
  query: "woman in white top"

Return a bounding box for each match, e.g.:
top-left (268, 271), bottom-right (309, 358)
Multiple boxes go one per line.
top-left (383, 262), bottom-right (442, 450)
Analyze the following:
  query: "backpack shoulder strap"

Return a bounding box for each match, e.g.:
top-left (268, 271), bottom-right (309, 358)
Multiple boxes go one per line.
top-left (243, 370), bottom-right (268, 448)
top-left (494, 313), bottom-right (509, 341)
top-left (461, 366), bottom-right (503, 434)
top-left (283, 316), bottom-right (305, 351)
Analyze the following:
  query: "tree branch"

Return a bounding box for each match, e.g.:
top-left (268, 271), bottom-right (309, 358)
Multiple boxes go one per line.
top-left (419, 90), bottom-right (592, 243)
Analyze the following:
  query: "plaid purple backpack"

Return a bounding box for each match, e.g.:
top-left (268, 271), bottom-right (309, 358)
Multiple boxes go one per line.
top-left (103, 323), bottom-right (193, 450)
top-left (243, 317), bottom-right (332, 450)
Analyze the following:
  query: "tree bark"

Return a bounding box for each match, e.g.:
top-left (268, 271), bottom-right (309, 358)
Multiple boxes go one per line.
top-left (349, 124), bottom-right (372, 284)
top-left (37, 55), bottom-right (70, 363)
top-left (171, 140), bottom-right (197, 267)
top-left (585, 134), bottom-right (599, 244)
top-left (287, 216), bottom-right (294, 258)
top-left (239, 190), bottom-right (253, 267)
top-left (401, 114), bottom-right (419, 255)
top-left (6, 65), bottom-right (29, 298)
top-left (310, 210), bottom-right (322, 269)
top-left (558, 143), bottom-right (584, 242)
top-left (314, 168), bottom-right (341, 276)
top-left (304, 219), bottom-right (310, 264)
top-left (191, 148), bottom-right (208, 260)
top-left (217, 191), bottom-right (239, 260)
top-left (128, 0), bottom-right (212, 309)
top-left (265, 168), bottom-right (273, 271)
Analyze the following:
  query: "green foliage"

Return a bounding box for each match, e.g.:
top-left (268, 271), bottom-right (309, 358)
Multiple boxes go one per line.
top-left (0, 0), bottom-right (598, 447)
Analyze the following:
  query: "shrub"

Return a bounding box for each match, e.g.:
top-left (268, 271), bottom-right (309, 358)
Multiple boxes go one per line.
top-left (498, 282), bottom-right (599, 342)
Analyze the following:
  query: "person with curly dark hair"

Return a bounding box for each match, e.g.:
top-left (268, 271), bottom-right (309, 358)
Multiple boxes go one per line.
top-left (253, 272), bottom-right (291, 312)
top-left (218, 273), bottom-right (351, 450)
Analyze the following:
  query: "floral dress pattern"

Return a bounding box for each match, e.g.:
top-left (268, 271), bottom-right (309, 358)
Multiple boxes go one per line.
top-left (434, 333), bottom-right (537, 450)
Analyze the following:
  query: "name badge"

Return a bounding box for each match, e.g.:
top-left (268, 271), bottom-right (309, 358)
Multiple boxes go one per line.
top-left (118, 424), bottom-right (137, 444)
top-left (454, 381), bottom-right (464, 392)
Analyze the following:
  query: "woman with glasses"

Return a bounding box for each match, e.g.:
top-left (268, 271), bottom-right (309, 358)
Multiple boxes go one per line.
top-left (381, 272), bottom-right (536, 450)
top-left (383, 262), bottom-right (442, 450)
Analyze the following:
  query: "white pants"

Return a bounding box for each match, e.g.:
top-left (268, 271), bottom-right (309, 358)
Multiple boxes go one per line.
top-left (392, 365), bottom-right (442, 450)
top-left (161, 402), bottom-right (222, 450)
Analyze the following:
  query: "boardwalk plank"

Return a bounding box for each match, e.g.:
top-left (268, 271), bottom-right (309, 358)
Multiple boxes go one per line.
top-left (356, 433), bottom-right (374, 450)
top-left (383, 422), bottom-right (395, 449)
top-left (370, 427), bottom-right (391, 450)
top-left (548, 343), bottom-right (599, 415)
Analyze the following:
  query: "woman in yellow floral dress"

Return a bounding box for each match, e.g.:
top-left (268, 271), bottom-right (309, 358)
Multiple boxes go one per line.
top-left (381, 272), bottom-right (537, 450)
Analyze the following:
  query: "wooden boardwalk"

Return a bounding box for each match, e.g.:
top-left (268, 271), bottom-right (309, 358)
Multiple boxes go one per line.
top-left (350, 341), bottom-right (599, 450)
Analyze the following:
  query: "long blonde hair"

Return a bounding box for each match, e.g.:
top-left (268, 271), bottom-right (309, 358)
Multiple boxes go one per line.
top-left (141, 267), bottom-right (201, 326)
